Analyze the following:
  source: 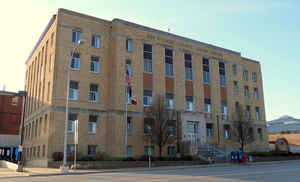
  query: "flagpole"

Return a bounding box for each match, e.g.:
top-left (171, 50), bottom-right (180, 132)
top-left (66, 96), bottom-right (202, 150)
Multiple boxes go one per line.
top-left (125, 86), bottom-right (128, 158)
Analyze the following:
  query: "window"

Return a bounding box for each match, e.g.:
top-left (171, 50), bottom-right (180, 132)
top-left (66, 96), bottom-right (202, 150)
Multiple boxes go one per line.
top-left (206, 123), bottom-right (213, 138)
top-left (248, 127), bottom-right (254, 140)
top-left (232, 64), bottom-right (237, 76)
top-left (186, 96), bottom-right (193, 111)
top-left (67, 113), bottom-right (77, 133)
top-left (258, 128), bottom-right (263, 141)
top-left (143, 44), bottom-right (152, 73)
top-left (126, 39), bottom-right (132, 52)
top-left (168, 122), bottom-right (176, 136)
top-left (254, 88), bottom-right (259, 100)
top-left (126, 60), bottom-right (132, 77)
top-left (126, 87), bottom-right (132, 104)
top-left (203, 58), bottom-right (210, 83)
top-left (184, 53), bottom-right (193, 80)
top-left (221, 101), bottom-right (228, 116)
top-left (204, 98), bottom-right (211, 113)
top-left (234, 81), bottom-right (238, 94)
top-left (144, 118), bottom-right (152, 136)
top-left (246, 105), bottom-right (251, 120)
top-left (88, 145), bottom-right (97, 155)
top-left (91, 35), bottom-right (101, 48)
top-left (244, 86), bottom-right (249, 99)
top-left (144, 146), bottom-right (154, 156)
top-left (165, 93), bottom-right (174, 109)
top-left (89, 84), bottom-right (98, 102)
top-left (165, 48), bottom-right (174, 76)
top-left (167, 146), bottom-right (175, 157)
top-left (88, 115), bottom-right (97, 134)
top-left (219, 62), bottom-right (226, 87)
top-left (188, 121), bottom-right (198, 134)
top-left (126, 146), bottom-right (132, 157)
top-left (235, 102), bottom-right (240, 116)
top-left (243, 70), bottom-right (248, 81)
top-left (252, 72), bottom-right (257, 82)
top-left (49, 54), bottom-right (53, 72)
top-left (90, 57), bottom-right (100, 73)
top-left (127, 117), bottom-right (132, 136)
top-left (69, 81), bottom-right (79, 100)
top-left (143, 90), bottom-right (152, 106)
top-left (255, 107), bottom-right (260, 120)
top-left (72, 31), bottom-right (81, 43)
top-left (224, 125), bottom-right (230, 140)
top-left (71, 53), bottom-right (80, 70)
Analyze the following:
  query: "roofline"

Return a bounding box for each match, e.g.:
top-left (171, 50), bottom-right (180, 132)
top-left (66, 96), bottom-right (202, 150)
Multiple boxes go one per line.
top-left (25, 14), bottom-right (56, 64)
top-left (113, 18), bottom-right (241, 56)
top-left (242, 57), bottom-right (260, 64)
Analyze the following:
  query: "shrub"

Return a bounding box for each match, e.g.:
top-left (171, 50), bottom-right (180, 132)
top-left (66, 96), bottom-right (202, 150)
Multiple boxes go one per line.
top-left (180, 155), bottom-right (193, 161)
top-left (92, 152), bottom-right (107, 161)
top-left (122, 157), bottom-right (136, 161)
top-left (78, 155), bottom-right (93, 161)
top-left (138, 155), bottom-right (155, 161)
top-left (52, 152), bottom-right (63, 161)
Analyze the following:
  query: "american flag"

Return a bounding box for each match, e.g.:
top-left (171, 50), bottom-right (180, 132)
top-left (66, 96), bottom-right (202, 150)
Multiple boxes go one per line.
top-left (125, 69), bottom-right (131, 86)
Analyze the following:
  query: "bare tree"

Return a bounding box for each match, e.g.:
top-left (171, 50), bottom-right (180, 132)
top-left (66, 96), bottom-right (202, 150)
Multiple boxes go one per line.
top-left (231, 103), bottom-right (255, 152)
top-left (144, 95), bottom-right (177, 157)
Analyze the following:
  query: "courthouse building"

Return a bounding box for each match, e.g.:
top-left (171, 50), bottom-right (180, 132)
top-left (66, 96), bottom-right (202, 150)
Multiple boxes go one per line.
top-left (23, 9), bottom-right (268, 167)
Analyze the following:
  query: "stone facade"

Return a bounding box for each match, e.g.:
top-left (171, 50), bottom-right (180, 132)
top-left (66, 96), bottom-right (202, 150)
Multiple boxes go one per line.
top-left (23, 8), bottom-right (268, 167)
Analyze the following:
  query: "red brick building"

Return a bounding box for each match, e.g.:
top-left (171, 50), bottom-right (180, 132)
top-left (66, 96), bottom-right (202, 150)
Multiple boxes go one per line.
top-left (0, 91), bottom-right (23, 136)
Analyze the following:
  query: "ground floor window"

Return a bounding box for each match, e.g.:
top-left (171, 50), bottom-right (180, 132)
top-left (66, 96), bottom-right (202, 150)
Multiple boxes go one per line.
top-left (144, 146), bottom-right (154, 156)
top-left (88, 145), bottom-right (97, 155)
top-left (167, 146), bottom-right (175, 157)
top-left (126, 146), bottom-right (132, 157)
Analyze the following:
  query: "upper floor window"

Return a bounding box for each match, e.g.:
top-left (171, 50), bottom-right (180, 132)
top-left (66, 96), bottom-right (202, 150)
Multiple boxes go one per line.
top-left (246, 105), bottom-right (251, 120)
top-left (165, 48), bottom-right (174, 77)
top-left (232, 64), bottom-right (237, 76)
top-left (89, 84), bottom-right (98, 102)
top-left (186, 96), bottom-right (193, 111)
top-left (252, 72), bottom-right (257, 82)
top-left (184, 53), bottom-right (192, 81)
top-left (255, 107), bottom-right (261, 120)
top-left (219, 62), bottom-right (226, 87)
top-left (244, 86), bottom-right (249, 99)
top-left (71, 53), bottom-right (80, 70)
top-left (91, 35), bottom-right (101, 48)
top-left (143, 44), bottom-right (152, 73)
top-left (72, 31), bottom-right (81, 43)
top-left (88, 115), bottom-right (97, 134)
top-left (258, 128), bottom-right (263, 141)
top-left (90, 57), bottom-right (100, 73)
top-left (126, 39), bottom-right (132, 52)
top-left (49, 54), bottom-right (53, 72)
top-left (234, 81), bottom-right (238, 94)
top-left (165, 93), bottom-right (174, 109)
top-left (204, 98), bottom-right (211, 113)
top-left (144, 118), bottom-right (153, 136)
top-left (243, 70), bottom-right (248, 81)
top-left (143, 90), bottom-right (152, 106)
top-left (126, 86), bottom-right (132, 104)
top-left (67, 113), bottom-right (77, 133)
top-left (206, 123), bottom-right (213, 138)
top-left (127, 117), bottom-right (132, 136)
top-left (69, 81), bottom-right (79, 100)
top-left (254, 88), bottom-right (259, 100)
top-left (221, 100), bottom-right (228, 116)
top-left (224, 124), bottom-right (230, 140)
top-left (202, 58), bottom-right (210, 83)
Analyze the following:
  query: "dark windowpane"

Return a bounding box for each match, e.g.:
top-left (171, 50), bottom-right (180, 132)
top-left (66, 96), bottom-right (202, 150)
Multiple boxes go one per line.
top-left (143, 44), bottom-right (152, 52)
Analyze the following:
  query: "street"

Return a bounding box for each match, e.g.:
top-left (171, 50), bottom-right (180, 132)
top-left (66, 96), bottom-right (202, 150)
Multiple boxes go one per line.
top-left (2, 161), bottom-right (300, 182)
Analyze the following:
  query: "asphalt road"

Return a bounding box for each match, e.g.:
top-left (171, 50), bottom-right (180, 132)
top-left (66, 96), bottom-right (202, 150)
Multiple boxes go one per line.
top-left (2, 161), bottom-right (300, 182)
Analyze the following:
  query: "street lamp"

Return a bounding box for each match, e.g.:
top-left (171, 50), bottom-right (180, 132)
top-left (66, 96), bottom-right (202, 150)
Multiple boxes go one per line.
top-left (60, 40), bottom-right (85, 173)
top-left (13, 91), bottom-right (27, 172)
top-left (216, 115), bottom-right (220, 145)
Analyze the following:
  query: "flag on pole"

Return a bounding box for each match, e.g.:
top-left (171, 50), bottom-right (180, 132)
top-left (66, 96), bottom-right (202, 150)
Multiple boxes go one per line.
top-left (131, 96), bottom-right (137, 105)
top-left (125, 68), bottom-right (131, 86)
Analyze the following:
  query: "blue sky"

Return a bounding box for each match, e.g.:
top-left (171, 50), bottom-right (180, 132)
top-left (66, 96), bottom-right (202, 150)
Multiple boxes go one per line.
top-left (0, 0), bottom-right (299, 120)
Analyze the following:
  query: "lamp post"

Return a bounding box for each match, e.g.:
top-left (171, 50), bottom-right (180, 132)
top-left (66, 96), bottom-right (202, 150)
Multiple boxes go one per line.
top-left (61, 40), bottom-right (85, 173)
top-left (14, 91), bottom-right (27, 172)
top-left (217, 115), bottom-right (220, 145)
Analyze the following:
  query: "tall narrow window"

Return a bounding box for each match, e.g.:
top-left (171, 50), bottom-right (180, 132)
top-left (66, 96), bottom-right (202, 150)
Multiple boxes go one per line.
top-left (126, 39), bottom-right (132, 52)
top-left (90, 57), bottom-right (100, 73)
top-left (204, 98), bottom-right (211, 113)
top-left (244, 86), bottom-right (249, 99)
top-left (243, 70), bottom-right (248, 81)
top-left (221, 101), bottom-right (228, 115)
top-left (165, 48), bottom-right (174, 76)
top-left (165, 93), bottom-right (174, 109)
top-left (91, 35), bottom-right (101, 48)
top-left (235, 102), bottom-right (240, 115)
top-left (224, 125), bottom-right (230, 139)
top-left (72, 31), bottom-right (81, 43)
top-left (255, 107), bottom-right (260, 120)
top-left (67, 113), bottom-right (77, 133)
top-left (252, 72), bottom-right (257, 82)
top-left (126, 60), bottom-right (132, 77)
top-left (143, 90), bottom-right (152, 106)
top-left (246, 105), bottom-right (251, 120)
top-left (89, 84), bottom-right (98, 102)
top-left (88, 115), bottom-right (97, 134)
top-left (143, 44), bottom-right (152, 73)
top-left (49, 54), bottom-right (53, 72)
top-left (69, 81), bottom-right (79, 100)
top-left (126, 146), bottom-right (133, 157)
top-left (206, 123), bottom-right (213, 138)
top-left (203, 58), bottom-right (210, 83)
top-left (186, 96), bottom-right (193, 111)
top-left (184, 53), bottom-right (192, 80)
top-left (258, 128), bottom-right (263, 141)
top-left (234, 81), bottom-right (238, 94)
top-left (254, 88), bottom-right (259, 100)
top-left (219, 62), bottom-right (226, 87)
top-left (126, 87), bottom-right (132, 104)
top-left (71, 53), bottom-right (80, 70)
top-left (88, 145), bottom-right (97, 155)
top-left (232, 64), bottom-right (237, 76)
top-left (127, 117), bottom-right (132, 136)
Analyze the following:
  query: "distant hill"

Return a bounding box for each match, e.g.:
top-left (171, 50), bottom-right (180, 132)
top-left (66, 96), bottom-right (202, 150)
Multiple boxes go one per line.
top-left (267, 115), bottom-right (300, 134)
top-left (268, 115), bottom-right (300, 126)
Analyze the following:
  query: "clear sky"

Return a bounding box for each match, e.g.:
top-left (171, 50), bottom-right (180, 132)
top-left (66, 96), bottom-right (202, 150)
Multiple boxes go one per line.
top-left (0, 0), bottom-right (299, 120)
